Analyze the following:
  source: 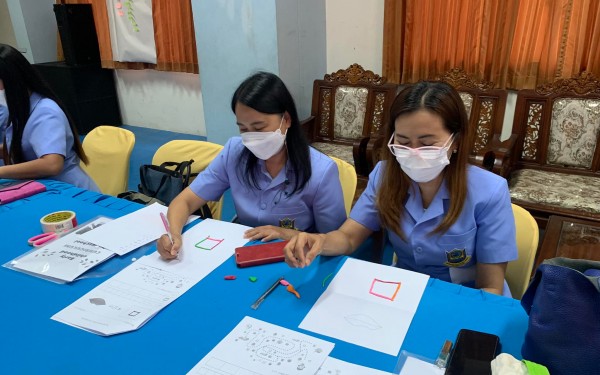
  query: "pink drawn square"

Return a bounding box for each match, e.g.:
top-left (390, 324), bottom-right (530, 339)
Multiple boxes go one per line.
top-left (369, 278), bottom-right (401, 301)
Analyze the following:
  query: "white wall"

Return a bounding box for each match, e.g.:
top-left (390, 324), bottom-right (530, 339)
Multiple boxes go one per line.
top-left (114, 69), bottom-right (205, 136)
top-left (325, 0), bottom-right (384, 75)
top-left (6, 0), bottom-right (56, 63)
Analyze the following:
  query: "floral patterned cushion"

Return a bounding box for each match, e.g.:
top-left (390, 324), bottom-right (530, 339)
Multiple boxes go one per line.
top-left (509, 169), bottom-right (600, 214)
top-left (548, 98), bottom-right (600, 168)
top-left (333, 86), bottom-right (368, 139)
top-left (311, 142), bottom-right (355, 166)
top-left (459, 92), bottom-right (473, 119)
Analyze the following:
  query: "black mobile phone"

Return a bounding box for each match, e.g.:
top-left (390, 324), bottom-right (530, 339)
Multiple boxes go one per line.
top-left (445, 329), bottom-right (500, 375)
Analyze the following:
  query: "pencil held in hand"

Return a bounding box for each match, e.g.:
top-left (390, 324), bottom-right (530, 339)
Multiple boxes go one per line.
top-left (160, 212), bottom-right (174, 245)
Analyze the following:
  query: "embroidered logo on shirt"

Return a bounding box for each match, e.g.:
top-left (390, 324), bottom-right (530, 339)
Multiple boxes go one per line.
top-left (443, 248), bottom-right (471, 267)
top-left (279, 218), bottom-right (298, 230)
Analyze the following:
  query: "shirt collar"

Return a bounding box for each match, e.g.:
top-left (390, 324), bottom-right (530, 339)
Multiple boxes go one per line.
top-left (405, 179), bottom-right (450, 223)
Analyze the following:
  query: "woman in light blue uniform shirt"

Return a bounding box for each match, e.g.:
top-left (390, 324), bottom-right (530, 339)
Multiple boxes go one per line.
top-left (0, 44), bottom-right (99, 191)
top-left (284, 81), bottom-right (518, 297)
top-left (157, 72), bottom-right (347, 260)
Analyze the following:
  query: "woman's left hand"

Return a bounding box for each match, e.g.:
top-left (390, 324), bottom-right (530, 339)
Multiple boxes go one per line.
top-left (244, 225), bottom-right (295, 242)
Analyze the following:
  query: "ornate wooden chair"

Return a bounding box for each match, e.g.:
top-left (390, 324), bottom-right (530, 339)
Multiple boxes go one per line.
top-left (363, 68), bottom-right (510, 174)
top-left (303, 64), bottom-right (398, 178)
top-left (485, 72), bottom-right (600, 228)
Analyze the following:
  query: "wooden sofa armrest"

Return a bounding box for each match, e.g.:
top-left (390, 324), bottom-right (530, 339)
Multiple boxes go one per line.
top-left (352, 136), bottom-right (372, 177)
top-left (365, 134), bottom-right (386, 173)
top-left (300, 116), bottom-right (315, 142)
top-left (477, 133), bottom-right (518, 178)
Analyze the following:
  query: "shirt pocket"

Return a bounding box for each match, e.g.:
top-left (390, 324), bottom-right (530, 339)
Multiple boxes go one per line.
top-left (437, 227), bottom-right (477, 267)
top-left (267, 204), bottom-right (311, 231)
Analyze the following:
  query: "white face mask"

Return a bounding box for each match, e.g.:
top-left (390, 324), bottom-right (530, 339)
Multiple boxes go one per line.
top-left (388, 133), bottom-right (455, 183)
top-left (241, 116), bottom-right (287, 160)
top-left (0, 90), bottom-right (6, 108)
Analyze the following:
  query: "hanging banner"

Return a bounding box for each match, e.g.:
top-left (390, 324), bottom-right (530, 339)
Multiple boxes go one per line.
top-left (106, 0), bottom-right (157, 64)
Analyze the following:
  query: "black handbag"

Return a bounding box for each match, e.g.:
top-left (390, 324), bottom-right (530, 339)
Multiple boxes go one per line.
top-left (136, 159), bottom-right (212, 219)
top-left (521, 257), bottom-right (600, 375)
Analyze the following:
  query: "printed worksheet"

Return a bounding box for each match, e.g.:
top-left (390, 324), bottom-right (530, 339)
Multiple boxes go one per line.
top-left (316, 357), bottom-right (394, 374)
top-left (9, 217), bottom-right (114, 282)
top-left (51, 256), bottom-right (195, 335)
top-left (300, 258), bottom-right (429, 355)
top-left (187, 316), bottom-right (334, 375)
top-left (52, 219), bottom-right (251, 335)
top-left (78, 203), bottom-right (198, 255)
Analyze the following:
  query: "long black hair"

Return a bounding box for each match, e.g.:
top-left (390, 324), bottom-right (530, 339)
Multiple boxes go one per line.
top-left (0, 43), bottom-right (88, 164)
top-left (231, 72), bottom-right (311, 194)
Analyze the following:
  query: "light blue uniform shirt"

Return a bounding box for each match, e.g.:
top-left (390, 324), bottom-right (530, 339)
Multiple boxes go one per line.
top-left (0, 104), bottom-right (6, 166)
top-left (351, 162), bottom-right (517, 296)
top-left (2, 93), bottom-right (99, 191)
top-left (190, 137), bottom-right (347, 233)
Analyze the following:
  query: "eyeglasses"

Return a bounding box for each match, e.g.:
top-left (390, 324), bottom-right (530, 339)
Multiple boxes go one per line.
top-left (387, 133), bottom-right (455, 160)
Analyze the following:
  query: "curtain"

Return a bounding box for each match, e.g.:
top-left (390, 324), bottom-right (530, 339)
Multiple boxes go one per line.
top-left (508, 0), bottom-right (600, 88)
top-left (383, 0), bottom-right (600, 89)
top-left (58, 0), bottom-right (198, 73)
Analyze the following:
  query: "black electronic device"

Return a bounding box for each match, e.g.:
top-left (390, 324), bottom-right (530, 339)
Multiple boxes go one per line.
top-left (445, 329), bottom-right (500, 375)
top-left (53, 4), bottom-right (101, 66)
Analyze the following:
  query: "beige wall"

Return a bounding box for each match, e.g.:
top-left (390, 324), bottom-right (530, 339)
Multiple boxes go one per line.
top-left (0, 0), bottom-right (17, 46)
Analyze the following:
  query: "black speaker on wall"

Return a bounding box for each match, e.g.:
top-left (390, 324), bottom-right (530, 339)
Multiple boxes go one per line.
top-left (53, 4), bottom-right (101, 66)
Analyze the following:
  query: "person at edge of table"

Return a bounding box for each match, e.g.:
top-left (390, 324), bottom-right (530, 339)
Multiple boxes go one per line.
top-left (157, 72), bottom-right (347, 260)
top-left (0, 44), bottom-right (99, 191)
top-left (283, 81), bottom-right (518, 297)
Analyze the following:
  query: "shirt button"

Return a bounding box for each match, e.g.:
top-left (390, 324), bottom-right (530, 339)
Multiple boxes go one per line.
top-left (415, 247), bottom-right (423, 253)
top-left (260, 203), bottom-right (267, 210)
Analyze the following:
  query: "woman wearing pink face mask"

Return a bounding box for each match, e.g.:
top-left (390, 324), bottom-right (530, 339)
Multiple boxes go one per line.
top-left (157, 72), bottom-right (347, 260)
top-left (283, 81), bottom-right (517, 297)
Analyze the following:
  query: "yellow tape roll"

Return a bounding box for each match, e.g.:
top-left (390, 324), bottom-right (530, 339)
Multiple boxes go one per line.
top-left (40, 211), bottom-right (77, 233)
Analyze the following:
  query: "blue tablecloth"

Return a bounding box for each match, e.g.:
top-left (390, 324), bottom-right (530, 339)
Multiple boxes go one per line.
top-left (0, 180), bottom-right (528, 374)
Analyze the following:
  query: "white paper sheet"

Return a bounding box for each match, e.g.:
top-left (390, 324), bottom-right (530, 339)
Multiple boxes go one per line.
top-left (399, 357), bottom-right (444, 375)
top-left (78, 203), bottom-right (198, 255)
top-left (10, 217), bottom-right (114, 282)
top-left (141, 218), bottom-right (251, 280)
top-left (299, 258), bottom-right (429, 355)
top-left (187, 316), bottom-right (334, 375)
top-left (52, 219), bottom-right (251, 335)
top-left (316, 357), bottom-right (394, 374)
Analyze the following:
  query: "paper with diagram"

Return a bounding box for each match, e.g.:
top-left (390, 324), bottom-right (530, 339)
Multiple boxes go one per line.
top-left (78, 203), bottom-right (199, 255)
top-left (299, 258), bottom-right (429, 355)
top-left (7, 217), bottom-right (114, 282)
top-left (187, 316), bottom-right (334, 375)
top-left (316, 357), bottom-right (394, 374)
top-left (52, 219), bottom-right (251, 335)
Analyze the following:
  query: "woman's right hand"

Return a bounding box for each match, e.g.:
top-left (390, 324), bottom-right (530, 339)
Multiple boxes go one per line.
top-left (283, 232), bottom-right (325, 268)
top-left (156, 233), bottom-right (183, 260)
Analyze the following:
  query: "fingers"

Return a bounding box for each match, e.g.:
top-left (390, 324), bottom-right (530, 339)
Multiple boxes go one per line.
top-left (283, 233), bottom-right (322, 268)
top-left (283, 235), bottom-right (301, 268)
top-left (157, 234), bottom-right (181, 260)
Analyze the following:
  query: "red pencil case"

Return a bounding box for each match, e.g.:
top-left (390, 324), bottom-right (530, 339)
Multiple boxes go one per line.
top-left (234, 241), bottom-right (288, 268)
top-left (0, 180), bottom-right (47, 204)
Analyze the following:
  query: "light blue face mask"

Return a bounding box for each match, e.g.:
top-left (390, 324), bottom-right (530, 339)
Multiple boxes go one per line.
top-left (0, 90), bottom-right (6, 108)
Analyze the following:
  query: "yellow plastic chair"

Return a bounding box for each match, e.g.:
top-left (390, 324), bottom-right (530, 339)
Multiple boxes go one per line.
top-left (330, 156), bottom-right (357, 216)
top-left (81, 126), bottom-right (135, 196)
top-left (507, 203), bottom-right (539, 299)
top-left (152, 140), bottom-right (224, 220)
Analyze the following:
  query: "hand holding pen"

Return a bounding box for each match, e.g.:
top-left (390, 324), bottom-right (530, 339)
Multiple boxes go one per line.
top-left (158, 212), bottom-right (182, 260)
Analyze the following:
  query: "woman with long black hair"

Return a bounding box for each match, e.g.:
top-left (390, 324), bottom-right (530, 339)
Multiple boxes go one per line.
top-left (0, 44), bottom-right (98, 191)
top-left (157, 72), bottom-right (346, 259)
